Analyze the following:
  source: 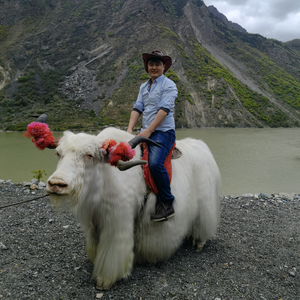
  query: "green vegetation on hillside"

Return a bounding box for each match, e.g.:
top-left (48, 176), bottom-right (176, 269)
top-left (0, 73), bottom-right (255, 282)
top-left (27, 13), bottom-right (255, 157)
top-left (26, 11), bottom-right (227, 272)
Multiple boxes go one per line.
top-left (225, 42), bottom-right (300, 110)
top-left (0, 60), bottom-right (101, 131)
top-left (258, 55), bottom-right (300, 109)
top-left (0, 90), bottom-right (101, 132)
top-left (212, 18), bottom-right (300, 114)
top-left (179, 42), bottom-right (290, 127)
top-left (98, 56), bottom-right (144, 128)
top-left (0, 25), bottom-right (9, 41)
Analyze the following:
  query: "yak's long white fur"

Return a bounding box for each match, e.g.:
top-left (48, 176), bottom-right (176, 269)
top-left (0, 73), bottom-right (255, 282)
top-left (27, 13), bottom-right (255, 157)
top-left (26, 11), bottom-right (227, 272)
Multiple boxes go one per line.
top-left (46, 127), bottom-right (221, 289)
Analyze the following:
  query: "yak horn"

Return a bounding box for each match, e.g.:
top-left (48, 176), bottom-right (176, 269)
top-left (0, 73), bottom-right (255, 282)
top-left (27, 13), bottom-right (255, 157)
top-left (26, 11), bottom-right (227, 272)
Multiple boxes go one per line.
top-left (128, 136), bottom-right (161, 148)
top-left (47, 144), bottom-right (57, 149)
top-left (117, 159), bottom-right (147, 171)
top-left (35, 114), bottom-right (48, 123)
top-left (47, 141), bottom-right (59, 149)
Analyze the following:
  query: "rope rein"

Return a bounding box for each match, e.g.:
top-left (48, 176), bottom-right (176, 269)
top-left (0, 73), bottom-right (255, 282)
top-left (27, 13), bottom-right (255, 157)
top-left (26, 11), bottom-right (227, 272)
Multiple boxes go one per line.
top-left (0, 194), bottom-right (49, 210)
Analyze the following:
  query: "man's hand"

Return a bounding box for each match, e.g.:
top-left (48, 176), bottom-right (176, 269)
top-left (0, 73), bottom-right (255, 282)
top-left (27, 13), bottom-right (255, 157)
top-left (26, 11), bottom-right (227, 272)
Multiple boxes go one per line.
top-left (137, 128), bottom-right (152, 138)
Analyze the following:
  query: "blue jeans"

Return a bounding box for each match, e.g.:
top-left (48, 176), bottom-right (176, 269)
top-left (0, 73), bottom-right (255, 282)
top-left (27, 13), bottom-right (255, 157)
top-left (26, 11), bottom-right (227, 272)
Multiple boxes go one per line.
top-left (148, 130), bottom-right (176, 204)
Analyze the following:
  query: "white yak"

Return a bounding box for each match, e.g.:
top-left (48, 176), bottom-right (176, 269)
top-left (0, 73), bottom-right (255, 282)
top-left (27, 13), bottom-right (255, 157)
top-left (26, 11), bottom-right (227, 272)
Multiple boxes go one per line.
top-left (46, 127), bottom-right (221, 289)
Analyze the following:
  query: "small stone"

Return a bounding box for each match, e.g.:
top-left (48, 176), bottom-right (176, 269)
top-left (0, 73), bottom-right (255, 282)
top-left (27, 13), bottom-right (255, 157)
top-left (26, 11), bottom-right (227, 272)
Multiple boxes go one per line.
top-left (0, 179), bottom-right (4, 184)
top-left (259, 193), bottom-right (272, 199)
top-left (242, 193), bottom-right (253, 198)
top-left (6, 180), bottom-right (12, 184)
top-left (289, 272), bottom-right (296, 277)
top-left (74, 266), bottom-right (81, 271)
top-left (63, 225), bottom-right (69, 229)
top-left (96, 293), bottom-right (103, 299)
top-left (22, 181), bottom-right (31, 187)
top-left (30, 184), bottom-right (38, 190)
top-left (49, 219), bottom-right (54, 223)
top-left (0, 242), bottom-right (8, 250)
top-left (23, 189), bottom-right (30, 195)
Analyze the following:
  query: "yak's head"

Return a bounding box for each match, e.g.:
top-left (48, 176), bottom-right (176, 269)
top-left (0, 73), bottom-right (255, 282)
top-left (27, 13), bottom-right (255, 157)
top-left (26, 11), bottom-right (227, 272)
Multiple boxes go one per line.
top-left (46, 131), bottom-right (100, 196)
top-left (45, 129), bottom-right (158, 208)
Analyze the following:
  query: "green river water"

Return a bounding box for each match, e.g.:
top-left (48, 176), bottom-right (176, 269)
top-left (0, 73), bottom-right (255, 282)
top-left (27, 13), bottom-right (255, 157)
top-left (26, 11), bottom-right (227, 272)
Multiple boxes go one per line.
top-left (0, 128), bottom-right (299, 195)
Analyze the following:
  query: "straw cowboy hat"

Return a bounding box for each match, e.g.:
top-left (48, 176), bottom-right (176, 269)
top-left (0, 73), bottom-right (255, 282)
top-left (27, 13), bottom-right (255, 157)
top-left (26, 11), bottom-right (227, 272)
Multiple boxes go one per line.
top-left (142, 50), bottom-right (172, 73)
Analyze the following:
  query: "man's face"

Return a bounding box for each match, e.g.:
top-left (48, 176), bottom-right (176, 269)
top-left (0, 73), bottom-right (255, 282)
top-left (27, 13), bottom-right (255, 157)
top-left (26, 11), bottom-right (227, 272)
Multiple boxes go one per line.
top-left (148, 60), bottom-right (165, 80)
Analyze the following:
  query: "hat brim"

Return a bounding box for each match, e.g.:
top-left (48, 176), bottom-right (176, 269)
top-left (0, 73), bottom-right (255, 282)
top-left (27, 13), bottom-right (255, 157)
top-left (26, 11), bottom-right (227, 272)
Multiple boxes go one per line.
top-left (142, 53), bottom-right (172, 73)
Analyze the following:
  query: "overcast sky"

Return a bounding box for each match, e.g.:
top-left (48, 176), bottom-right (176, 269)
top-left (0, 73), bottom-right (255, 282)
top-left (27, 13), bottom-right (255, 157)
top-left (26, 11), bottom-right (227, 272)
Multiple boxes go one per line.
top-left (203, 0), bottom-right (300, 42)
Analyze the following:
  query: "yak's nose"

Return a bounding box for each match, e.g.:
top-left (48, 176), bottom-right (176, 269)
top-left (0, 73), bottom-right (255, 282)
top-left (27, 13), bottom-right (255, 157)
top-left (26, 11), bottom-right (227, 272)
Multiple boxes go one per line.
top-left (47, 178), bottom-right (68, 194)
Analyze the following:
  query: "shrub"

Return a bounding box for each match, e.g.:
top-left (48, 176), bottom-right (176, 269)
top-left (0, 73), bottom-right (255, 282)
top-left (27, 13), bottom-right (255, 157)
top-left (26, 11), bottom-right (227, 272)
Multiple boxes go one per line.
top-left (17, 76), bottom-right (28, 82)
top-left (31, 170), bottom-right (47, 182)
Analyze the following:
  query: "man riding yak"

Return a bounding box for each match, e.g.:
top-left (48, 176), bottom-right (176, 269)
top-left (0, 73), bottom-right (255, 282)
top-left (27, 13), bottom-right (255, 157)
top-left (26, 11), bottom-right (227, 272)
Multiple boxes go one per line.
top-left (127, 50), bottom-right (178, 222)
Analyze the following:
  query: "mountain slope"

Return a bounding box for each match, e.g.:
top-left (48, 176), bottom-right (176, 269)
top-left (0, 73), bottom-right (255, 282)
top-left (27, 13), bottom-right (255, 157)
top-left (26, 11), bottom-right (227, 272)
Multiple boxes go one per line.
top-left (0, 0), bottom-right (299, 130)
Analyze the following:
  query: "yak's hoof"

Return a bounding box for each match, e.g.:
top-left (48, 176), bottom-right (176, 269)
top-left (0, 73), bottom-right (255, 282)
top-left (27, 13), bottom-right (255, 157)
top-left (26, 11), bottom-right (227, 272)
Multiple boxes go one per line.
top-left (196, 242), bottom-right (205, 251)
top-left (96, 283), bottom-right (111, 290)
top-left (96, 276), bottom-right (112, 290)
top-left (193, 239), bottom-right (206, 251)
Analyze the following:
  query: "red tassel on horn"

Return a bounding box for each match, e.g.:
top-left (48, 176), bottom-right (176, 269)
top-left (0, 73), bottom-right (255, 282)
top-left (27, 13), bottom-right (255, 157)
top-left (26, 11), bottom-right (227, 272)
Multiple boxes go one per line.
top-left (101, 139), bottom-right (136, 167)
top-left (23, 122), bottom-right (57, 150)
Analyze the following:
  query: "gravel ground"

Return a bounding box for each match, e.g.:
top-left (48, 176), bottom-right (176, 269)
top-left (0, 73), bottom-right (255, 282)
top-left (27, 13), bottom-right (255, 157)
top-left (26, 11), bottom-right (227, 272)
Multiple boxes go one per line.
top-left (0, 180), bottom-right (299, 300)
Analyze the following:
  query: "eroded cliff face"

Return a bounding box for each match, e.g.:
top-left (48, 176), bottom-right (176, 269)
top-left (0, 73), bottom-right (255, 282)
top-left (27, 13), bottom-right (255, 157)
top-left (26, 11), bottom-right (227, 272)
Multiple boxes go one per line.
top-left (0, 0), bottom-right (300, 130)
top-left (179, 1), bottom-right (300, 127)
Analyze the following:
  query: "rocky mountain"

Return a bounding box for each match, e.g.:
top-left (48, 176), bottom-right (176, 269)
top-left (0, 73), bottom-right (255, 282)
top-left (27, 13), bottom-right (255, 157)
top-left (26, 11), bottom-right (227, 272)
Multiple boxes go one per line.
top-left (0, 0), bottom-right (300, 131)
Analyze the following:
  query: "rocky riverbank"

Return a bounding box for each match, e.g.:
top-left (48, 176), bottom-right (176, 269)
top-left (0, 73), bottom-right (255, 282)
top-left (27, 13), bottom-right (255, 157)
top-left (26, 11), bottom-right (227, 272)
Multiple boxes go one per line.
top-left (0, 180), bottom-right (299, 299)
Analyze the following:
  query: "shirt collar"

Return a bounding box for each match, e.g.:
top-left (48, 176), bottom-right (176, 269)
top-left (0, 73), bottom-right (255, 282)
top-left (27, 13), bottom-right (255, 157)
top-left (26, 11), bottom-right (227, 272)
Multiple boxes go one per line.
top-left (147, 74), bottom-right (165, 85)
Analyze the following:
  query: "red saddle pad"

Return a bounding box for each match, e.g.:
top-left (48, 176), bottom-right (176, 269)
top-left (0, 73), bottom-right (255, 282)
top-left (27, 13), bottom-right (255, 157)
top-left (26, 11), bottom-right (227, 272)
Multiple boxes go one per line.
top-left (142, 142), bottom-right (176, 194)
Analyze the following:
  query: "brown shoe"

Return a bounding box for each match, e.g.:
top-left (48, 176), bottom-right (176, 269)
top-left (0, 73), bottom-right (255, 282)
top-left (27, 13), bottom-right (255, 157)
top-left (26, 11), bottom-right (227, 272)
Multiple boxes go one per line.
top-left (151, 201), bottom-right (175, 222)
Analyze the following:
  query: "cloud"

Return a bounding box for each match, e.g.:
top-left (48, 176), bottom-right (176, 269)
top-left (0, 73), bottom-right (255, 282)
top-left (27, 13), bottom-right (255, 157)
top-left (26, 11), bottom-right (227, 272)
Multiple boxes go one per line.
top-left (204, 0), bottom-right (300, 41)
top-left (270, 0), bottom-right (300, 20)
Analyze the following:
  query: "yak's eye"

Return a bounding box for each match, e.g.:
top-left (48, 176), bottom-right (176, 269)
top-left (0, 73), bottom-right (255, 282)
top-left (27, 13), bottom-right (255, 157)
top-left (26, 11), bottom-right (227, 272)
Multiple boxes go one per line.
top-left (55, 152), bottom-right (60, 157)
top-left (85, 154), bottom-right (93, 159)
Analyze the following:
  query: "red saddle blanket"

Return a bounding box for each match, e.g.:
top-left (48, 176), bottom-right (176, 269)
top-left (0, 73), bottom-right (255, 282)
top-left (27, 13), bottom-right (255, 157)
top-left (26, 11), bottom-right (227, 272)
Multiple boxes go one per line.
top-left (142, 142), bottom-right (176, 194)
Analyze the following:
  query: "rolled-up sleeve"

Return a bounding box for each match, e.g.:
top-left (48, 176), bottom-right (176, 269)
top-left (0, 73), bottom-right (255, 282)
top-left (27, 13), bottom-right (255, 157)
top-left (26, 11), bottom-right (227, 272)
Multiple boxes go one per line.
top-left (159, 80), bottom-right (177, 111)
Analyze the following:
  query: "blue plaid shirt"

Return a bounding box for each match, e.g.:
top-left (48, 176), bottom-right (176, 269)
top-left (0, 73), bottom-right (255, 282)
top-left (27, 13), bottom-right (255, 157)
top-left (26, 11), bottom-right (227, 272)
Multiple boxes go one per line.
top-left (133, 75), bottom-right (178, 132)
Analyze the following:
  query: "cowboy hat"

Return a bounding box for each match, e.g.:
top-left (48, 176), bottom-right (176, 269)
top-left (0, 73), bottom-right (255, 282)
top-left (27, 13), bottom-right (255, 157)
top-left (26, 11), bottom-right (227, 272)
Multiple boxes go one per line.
top-left (142, 50), bottom-right (172, 73)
